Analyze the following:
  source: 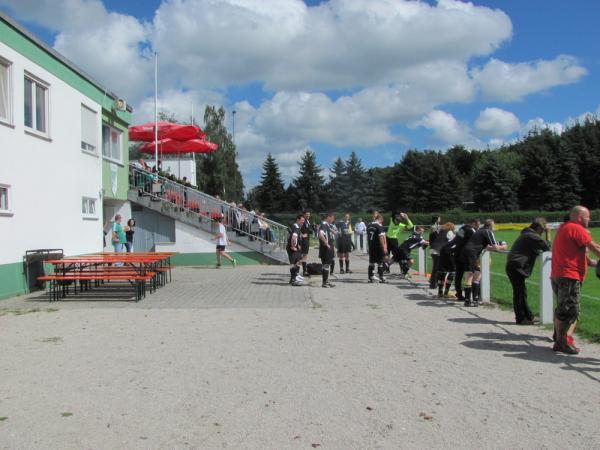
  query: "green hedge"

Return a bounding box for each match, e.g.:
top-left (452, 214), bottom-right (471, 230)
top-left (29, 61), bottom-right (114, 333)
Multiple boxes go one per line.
top-left (271, 209), bottom-right (600, 226)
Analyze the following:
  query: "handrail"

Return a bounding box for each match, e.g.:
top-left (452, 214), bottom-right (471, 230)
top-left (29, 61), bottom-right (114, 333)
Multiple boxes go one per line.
top-left (128, 164), bottom-right (290, 255)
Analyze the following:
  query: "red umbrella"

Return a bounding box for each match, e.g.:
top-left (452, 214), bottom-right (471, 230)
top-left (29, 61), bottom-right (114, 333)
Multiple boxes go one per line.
top-left (129, 121), bottom-right (205, 141)
top-left (139, 138), bottom-right (219, 154)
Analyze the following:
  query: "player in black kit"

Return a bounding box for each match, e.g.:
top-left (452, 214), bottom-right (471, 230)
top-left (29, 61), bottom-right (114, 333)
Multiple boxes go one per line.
top-left (287, 214), bottom-right (305, 286)
top-left (336, 213), bottom-right (353, 274)
top-left (300, 210), bottom-right (312, 276)
top-left (367, 213), bottom-right (388, 283)
top-left (397, 226), bottom-right (429, 278)
top-left (318, 213), bottom-right (336, 288)
top-left (453, 218), bottom-right (480, 301)
top-left (461, 219), bottom-right (506, 306)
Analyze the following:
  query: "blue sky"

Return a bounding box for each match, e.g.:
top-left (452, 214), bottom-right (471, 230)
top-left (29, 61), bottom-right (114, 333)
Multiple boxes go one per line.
top-left (1, 0), bottom-right (599, 187)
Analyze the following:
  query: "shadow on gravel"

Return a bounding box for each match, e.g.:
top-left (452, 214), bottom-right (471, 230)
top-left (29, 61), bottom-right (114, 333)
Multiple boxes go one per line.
top-left (462, 333), bottom-right (600, 384)
top-left (416, 301), bottom-right (453, 308)
top-left (449, 317), bottom-right (515, 326)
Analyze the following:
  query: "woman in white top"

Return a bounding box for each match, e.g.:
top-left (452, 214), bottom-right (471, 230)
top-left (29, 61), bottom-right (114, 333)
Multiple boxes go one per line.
top-left (212, 215), bottom-right (237, 268)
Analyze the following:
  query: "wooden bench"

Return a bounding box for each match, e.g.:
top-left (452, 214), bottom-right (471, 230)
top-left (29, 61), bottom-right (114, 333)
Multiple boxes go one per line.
top-left (38, 272), bottom-right (155, 302)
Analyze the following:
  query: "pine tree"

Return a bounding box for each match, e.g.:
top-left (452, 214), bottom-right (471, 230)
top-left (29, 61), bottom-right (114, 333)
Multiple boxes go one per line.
top-left (292, 150), bottom-right (326, 211)
top-left (327, 157), bottom-right (348, 210)
top-left (254, 153), bottom-right (286, 213)
top-left (344, 152), bottom-right (369, 211)
top-left (472, 152), bottom-right (520, 212)
top-left (196, 106), bottom-right (244, 201)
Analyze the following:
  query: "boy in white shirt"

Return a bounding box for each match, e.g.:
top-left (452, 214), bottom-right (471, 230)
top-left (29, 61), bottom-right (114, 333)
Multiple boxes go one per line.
top-left (212, 215), bottom-right (237, 268)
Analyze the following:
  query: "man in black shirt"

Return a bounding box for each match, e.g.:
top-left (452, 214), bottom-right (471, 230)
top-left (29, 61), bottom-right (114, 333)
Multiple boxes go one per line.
top-left (398, 226), bottom-right (429, 278)
top-left (287, 214), bottom-right (305, 286)
top-left (300, 210), bottom-right (312, 276)
top-left (453, 218), bottom-right (480, 301)
top-left (336, 213), bottom-right (354, 274)
top-left (367, 213), bottom-right (388, 283)
top-left (318, 213), bottom-right (336, 288)
top-left (506, 218), bottom-right (551, 324)
top-left (462, 219), bottom-right (507, 306)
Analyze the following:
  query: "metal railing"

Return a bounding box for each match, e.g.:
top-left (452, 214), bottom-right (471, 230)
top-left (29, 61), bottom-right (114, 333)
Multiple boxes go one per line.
top-left (416, 247), bottom-right (555, 324)
top-left (129, 165), bottom-right (289, 259)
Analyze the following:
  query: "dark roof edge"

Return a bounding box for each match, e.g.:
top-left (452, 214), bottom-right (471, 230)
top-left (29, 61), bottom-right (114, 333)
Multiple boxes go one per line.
top-left (0, 11), bottom-right (133, 112)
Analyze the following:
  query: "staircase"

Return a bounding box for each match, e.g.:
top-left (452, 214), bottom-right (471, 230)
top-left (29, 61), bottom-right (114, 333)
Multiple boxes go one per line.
top-left (128, 165), bottom-right (289, 264)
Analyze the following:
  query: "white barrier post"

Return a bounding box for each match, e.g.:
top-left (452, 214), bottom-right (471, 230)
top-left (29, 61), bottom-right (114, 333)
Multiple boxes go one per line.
top-left (418, 247), bottom-right (425, 276)
top-left (480, 251), bottom-right (491, 303)
top-left (539, 251), bottom-right (553, 324)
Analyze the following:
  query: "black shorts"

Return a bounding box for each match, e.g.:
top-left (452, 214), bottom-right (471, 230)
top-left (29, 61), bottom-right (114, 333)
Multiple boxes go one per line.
top-left (319, 246), bottom-right (334, 265)
top-left (337, 238), bottom-right (352, 254)
top-left (438, 253), bottom-right (455, 273)
top-left (301, 238), bottom-right (310, 255)
top-left (369, 249), bottom-right (384, 264)
top-left (216, 245), bottom-right (226, 251)
top-left (462, 250), bottom-right (480, 272)
top-left (287, 250), bottom-right (302, 265)
top-left (388, 238), bottom-right (399, 260)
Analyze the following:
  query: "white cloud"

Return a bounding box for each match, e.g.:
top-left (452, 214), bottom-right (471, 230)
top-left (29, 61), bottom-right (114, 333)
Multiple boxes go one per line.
top-left (473, 55), bottom-right (587, 102)
top-left (522, 118), bottom-right (564, 136)
top-left (415, 110), bottom-right (480, 147)
top-left (475, 107), bottom-right (520, 137)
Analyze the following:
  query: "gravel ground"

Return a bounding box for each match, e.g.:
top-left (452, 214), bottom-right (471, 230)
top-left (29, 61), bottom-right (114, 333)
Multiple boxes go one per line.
top-left (1, 258), bottom-right (599, 450)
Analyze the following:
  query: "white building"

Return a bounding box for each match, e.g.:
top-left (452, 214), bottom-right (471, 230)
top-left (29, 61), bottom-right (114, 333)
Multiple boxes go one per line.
top-left (0, 12), bottom-right (133, 299)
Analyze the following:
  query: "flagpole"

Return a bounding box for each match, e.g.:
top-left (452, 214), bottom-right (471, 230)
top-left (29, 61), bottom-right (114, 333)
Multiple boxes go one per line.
top-left (154, 51), bottom-right (159, 173)
top-left (191, 103), bottom-right (196, 186)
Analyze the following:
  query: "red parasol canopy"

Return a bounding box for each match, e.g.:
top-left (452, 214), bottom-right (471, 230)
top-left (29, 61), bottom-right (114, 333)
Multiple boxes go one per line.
top-left (139, 138), bottom-right (219, 155)
top-left (129, 121), bottom-right (206, 141)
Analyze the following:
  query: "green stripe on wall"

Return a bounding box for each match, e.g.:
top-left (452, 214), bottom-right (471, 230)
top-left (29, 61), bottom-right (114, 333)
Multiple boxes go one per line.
top-left (171, 251), bottom-right (272, 266)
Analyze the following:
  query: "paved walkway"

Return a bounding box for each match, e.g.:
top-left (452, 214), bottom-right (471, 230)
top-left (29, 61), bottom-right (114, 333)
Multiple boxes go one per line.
top-left (1, 256), bottom-right (599, 449)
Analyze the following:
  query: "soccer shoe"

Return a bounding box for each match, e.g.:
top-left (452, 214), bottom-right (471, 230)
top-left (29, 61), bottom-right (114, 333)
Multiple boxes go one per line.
top-left (340, 269), bottom-right (345, 274)
top-left (444, 292), bottom-right (457, 299)
top-left (232, 259), bottom-right (237, 268)
top-left (346, 269), bottom-right (353, 274)
top-left (215, 264), bottom-right (222, 269)
top-left (291, 280), bottom-right (303, 287)
top-left (295, 274), bottom-right (304, 282)
top-left (464, 299), bottom-right (474, 307)
top-left (322, 282), bottom-right (335, 288)
top-left (368, 278), bottom-right (375, 283)
top-left (378, 277), bottom-right (387, 284)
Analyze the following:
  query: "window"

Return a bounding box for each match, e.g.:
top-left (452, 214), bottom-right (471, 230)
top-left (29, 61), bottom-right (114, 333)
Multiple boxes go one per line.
top-left (0, 58), bottom-right (11, 124)
top-left (102, 124), bottom-right (121, 162)
top-left (81, 197), bottom-right (97, 218)
top-left (0, 184), bottom-right (11, 215)
top-left (81, 105), bottom-right (97, 153)
top-left (24, 74), bottom-right (49, 134)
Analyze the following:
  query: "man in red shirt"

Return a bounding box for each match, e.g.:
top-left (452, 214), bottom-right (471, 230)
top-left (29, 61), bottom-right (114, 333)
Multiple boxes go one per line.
top-left (551, 206), bottom-right (600, 354)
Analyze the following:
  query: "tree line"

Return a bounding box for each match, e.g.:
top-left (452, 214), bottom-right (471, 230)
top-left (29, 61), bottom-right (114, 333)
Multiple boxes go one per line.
top-left (249, 117), bottom-right (600, 214)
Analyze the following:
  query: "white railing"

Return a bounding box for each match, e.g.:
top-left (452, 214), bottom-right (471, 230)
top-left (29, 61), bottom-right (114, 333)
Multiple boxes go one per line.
top-left (417, 247), bottom-right (555, 324)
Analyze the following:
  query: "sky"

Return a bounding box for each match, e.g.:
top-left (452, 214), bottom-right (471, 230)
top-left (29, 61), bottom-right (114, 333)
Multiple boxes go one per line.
top-left (1, 0), bottom-right (599, 187)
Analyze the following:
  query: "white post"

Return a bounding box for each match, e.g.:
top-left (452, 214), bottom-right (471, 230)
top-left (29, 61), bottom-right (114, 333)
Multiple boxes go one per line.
top-left (418, 247), bottom-right (425, 275)
top-left (539, 251), bottom-right (553, 324)
top-left (480, 251), bottom-right (491, 303)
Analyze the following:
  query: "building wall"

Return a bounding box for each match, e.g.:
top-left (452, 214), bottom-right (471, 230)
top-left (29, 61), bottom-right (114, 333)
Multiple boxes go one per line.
top-left (0, 16), bottom-right (131, 299)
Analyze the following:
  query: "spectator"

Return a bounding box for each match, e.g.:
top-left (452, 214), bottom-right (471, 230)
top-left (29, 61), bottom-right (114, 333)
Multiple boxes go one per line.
top-left (505, 218), bottom-right (551, 325)
top-left (111, 214), bottom-right (126, 254)
top-left (354, 217), bottom-right (366, 252)
top-left (551, 206), bottom-right (600, 354)
top-left (453, 218), bottom-right (480, 301)
top-left (124, 218), bottom-right (136, 253)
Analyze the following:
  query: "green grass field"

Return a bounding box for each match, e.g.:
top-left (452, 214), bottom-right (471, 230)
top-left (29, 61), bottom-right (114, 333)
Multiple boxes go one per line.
top-left (487, 228), bottom-right (600, 342)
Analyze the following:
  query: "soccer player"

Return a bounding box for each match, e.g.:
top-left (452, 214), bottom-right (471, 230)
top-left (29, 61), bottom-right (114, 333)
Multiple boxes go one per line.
top-left (212, 215), bottom-right (237, 268)
top-left (461, 219), bottom-right (507, 306)
top-left (300, 210), bottom-right (312, 276)
top-left (336, 213), bottom-right (354, 274)
top-left (318, 213), bottom-right (336, 288)
top-left (367, 213), bottom-right (388, 283)
top-left (386, 212), bottom-right (414, 272)
top-left (434, 223), bottom-right (457, 298)
top-left (287, 214), bottom-right (305, 286)
top-left (453, 218), bottom-right (480, 301)
top-left (397, 226), bottom-right (429, 278)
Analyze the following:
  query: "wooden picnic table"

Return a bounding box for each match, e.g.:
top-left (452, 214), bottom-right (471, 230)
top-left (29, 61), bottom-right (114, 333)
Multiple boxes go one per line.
top-left (39, 252), bottom-right (176, 302)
